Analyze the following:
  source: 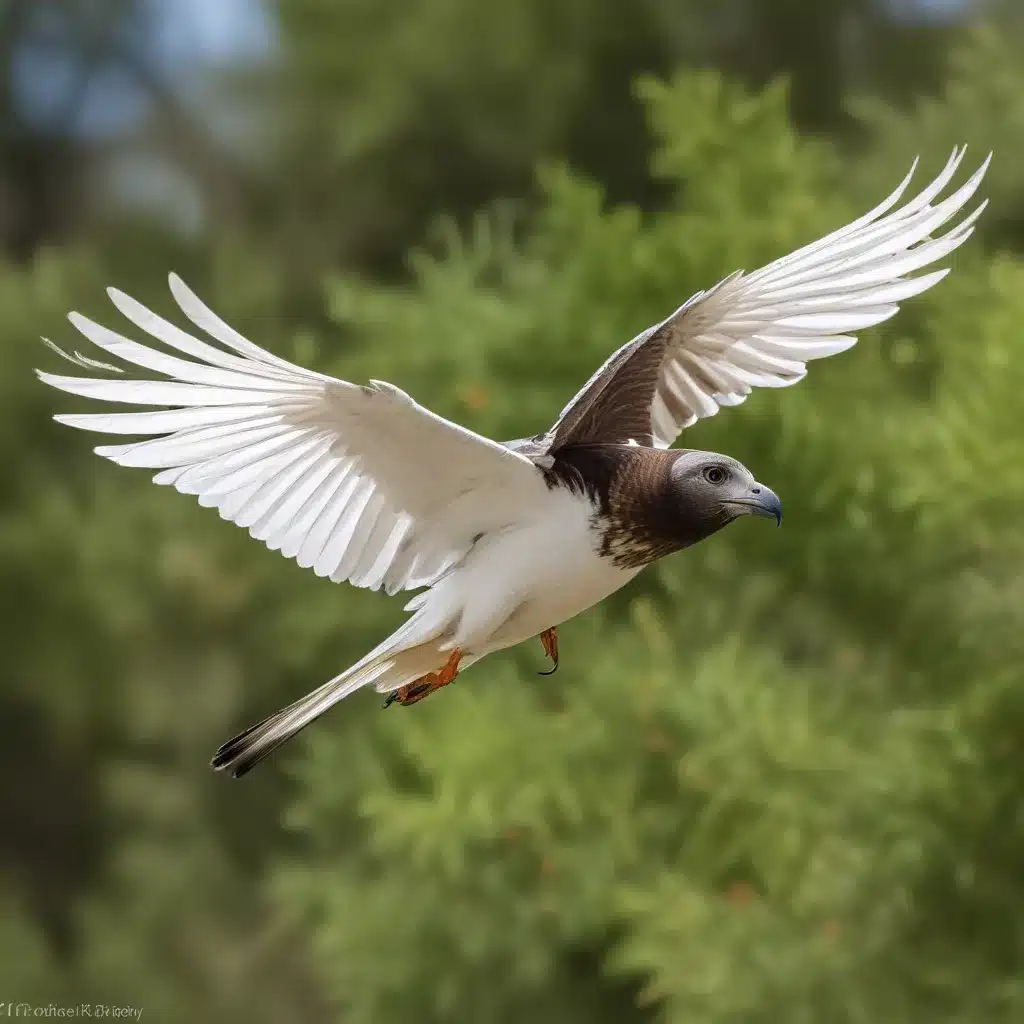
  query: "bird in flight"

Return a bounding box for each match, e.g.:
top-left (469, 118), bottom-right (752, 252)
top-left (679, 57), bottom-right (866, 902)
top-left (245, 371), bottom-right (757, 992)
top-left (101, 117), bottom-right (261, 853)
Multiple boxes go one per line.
top-left (38, 148), bottom-right (988, 777)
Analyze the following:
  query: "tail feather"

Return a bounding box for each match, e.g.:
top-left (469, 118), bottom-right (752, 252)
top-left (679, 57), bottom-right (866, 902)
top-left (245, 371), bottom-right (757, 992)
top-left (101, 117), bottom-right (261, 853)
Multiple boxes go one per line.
top-left (210, 656), bottom-right (393, 778)
top-left (210, 635), bottom-right (453, 778)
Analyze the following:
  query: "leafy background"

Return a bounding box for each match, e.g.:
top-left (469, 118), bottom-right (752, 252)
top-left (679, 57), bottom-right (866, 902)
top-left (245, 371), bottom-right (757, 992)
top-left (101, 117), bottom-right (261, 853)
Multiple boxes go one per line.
top-left (2, 1), bottom-right (1023, 1021)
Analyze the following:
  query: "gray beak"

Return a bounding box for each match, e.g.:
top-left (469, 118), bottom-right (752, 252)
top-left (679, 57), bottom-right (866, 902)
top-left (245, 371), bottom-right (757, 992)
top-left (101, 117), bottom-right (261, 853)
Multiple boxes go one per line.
top-left (727, 483), bottom-right (783, 527)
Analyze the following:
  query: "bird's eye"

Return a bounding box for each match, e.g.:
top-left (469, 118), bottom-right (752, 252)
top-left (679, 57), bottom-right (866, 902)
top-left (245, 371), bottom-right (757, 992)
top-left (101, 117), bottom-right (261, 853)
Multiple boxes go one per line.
top-left (703, 466), bottom-right (727, 485)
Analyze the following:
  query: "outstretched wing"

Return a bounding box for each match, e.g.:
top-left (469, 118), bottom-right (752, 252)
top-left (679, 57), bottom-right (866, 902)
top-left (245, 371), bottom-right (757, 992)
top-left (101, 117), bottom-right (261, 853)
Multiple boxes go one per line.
top-left (547, 147), bottom-right (989, 451)
top-left (39, 275), bottom-right (545, 594)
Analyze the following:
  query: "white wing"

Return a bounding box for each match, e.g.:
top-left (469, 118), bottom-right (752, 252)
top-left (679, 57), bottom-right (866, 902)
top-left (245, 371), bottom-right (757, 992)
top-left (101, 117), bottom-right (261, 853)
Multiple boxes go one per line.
top-left (39, 274), bottom-right (546, 594)
top-left (549, 146), bottom-right (990, 450)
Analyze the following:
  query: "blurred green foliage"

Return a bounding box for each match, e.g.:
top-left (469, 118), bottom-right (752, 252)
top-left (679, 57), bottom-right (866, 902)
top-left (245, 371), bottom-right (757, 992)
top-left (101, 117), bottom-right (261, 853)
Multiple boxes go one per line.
top-left (1, 2), bottom-right (1023, 1022)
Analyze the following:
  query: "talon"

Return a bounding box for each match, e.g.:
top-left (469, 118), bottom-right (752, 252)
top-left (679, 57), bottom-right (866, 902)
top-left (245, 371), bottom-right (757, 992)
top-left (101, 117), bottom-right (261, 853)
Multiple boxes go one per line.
top-left (538, 627), bottom-right (559, 676)
top-left (383, 649), bottom-right (463, 707)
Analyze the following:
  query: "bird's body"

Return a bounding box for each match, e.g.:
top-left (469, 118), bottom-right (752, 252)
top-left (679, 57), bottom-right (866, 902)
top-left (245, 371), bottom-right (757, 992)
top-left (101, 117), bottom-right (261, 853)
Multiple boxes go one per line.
top-left (421, 475), bottom-right (641, 657)
top-left (444, 443), bottom-right (725, 660)
top-left (37, 147), bottom-right (990, 776)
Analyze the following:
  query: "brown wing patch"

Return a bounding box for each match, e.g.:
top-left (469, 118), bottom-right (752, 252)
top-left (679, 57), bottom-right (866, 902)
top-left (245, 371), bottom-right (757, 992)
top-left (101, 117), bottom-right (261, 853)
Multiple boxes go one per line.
top-left (548, 332), bottom-right (669, 451)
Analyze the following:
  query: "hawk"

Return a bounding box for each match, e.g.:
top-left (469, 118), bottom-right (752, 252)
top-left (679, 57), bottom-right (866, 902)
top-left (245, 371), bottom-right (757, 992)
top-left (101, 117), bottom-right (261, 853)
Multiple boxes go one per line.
top-left (38, 148), bottom-right (988, 776)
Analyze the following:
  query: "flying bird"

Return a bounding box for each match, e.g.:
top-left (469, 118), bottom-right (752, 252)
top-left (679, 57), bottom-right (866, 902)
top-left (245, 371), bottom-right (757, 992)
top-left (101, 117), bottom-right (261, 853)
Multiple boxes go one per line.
top-left (38, 147), bottom-right (988, 777)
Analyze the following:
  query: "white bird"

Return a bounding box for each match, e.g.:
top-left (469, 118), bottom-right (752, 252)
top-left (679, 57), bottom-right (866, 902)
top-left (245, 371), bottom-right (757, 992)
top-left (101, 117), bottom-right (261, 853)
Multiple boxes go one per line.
top-left (37, 147), bottom-right (988, 776)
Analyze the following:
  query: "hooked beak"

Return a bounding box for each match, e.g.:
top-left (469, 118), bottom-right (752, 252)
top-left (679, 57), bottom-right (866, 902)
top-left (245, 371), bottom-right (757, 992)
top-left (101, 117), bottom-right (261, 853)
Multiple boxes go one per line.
top-left (725, 483), bottom-right (782, 527)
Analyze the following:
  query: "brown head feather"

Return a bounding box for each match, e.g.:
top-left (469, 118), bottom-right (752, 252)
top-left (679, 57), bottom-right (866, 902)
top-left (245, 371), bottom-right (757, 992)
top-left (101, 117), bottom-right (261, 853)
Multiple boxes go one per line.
top-left (547, 444), bottom-right (777, 569)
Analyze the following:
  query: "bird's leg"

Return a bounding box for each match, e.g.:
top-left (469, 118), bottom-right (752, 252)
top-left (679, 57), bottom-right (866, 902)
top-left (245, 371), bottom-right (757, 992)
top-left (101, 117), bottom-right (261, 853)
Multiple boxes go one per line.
top-left (383, 649), bottom-right (463, 708)
top-left (538, 627), bottom-right (559, 675)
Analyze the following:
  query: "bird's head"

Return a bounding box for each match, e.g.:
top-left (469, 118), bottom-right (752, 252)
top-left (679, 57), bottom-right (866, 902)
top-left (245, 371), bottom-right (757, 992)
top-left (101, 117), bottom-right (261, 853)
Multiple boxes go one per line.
top-left (668, 450), bottom-right (782, 540)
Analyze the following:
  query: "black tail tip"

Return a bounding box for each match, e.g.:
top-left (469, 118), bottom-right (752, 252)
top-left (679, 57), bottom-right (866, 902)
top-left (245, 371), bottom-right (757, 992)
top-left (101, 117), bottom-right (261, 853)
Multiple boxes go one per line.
top-left (209, 754), bottom-right (255, 779)
top-left (209, 716), bottom-right (273, 778)
top-left (210, 742), bottom-right (250, 778)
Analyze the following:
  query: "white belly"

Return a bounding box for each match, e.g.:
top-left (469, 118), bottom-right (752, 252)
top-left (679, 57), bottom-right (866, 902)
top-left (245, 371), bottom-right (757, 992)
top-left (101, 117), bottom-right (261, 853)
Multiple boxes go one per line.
top-left (439, 486), bottom-right (641, 655)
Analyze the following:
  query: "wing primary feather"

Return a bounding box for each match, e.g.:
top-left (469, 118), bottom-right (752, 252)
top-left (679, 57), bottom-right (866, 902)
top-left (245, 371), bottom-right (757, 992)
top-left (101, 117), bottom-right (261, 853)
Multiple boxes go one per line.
top-left (309, 479), bottom-right (373, 576)
top-left (327, 489), bottom-right (386, 581)
top-left (105, 287), bottom-right (305, 384)
top-left (168, 273), bottom-right (334, 380)
top-left (172, 430), bottom-right (309, 494)
top-left (40, 337), bottom-right (125, 374)
top-left (67, 312), bottom-right (312, 392)
top-left (231, 438), bottom-right (333, 529)
top-left (271, 461), bottom-right (352, 558)
top-left (251, 454), bottom-right (344, 545)
top-left (293, 472), bottom-right (360, 568)
top-left (53, 404), bottom-right (275, 436)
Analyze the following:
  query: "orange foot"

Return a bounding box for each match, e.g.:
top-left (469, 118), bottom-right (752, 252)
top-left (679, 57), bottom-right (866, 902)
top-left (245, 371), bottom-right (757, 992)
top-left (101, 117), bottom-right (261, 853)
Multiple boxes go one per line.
top-left (383, 649), bottom-right (463, 708)
top-left (538, 627), bottom-right (559, 676)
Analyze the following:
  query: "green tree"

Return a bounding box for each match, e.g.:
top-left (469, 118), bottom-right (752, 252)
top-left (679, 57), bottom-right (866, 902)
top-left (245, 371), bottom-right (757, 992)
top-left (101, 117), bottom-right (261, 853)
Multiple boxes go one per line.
top-left (267, 0), bottom-right (970, 274)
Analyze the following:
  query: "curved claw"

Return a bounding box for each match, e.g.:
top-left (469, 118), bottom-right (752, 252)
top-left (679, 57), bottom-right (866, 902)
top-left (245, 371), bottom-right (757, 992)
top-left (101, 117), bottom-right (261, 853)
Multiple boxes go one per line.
top-left (538, 627), bottom-right (559, 676)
